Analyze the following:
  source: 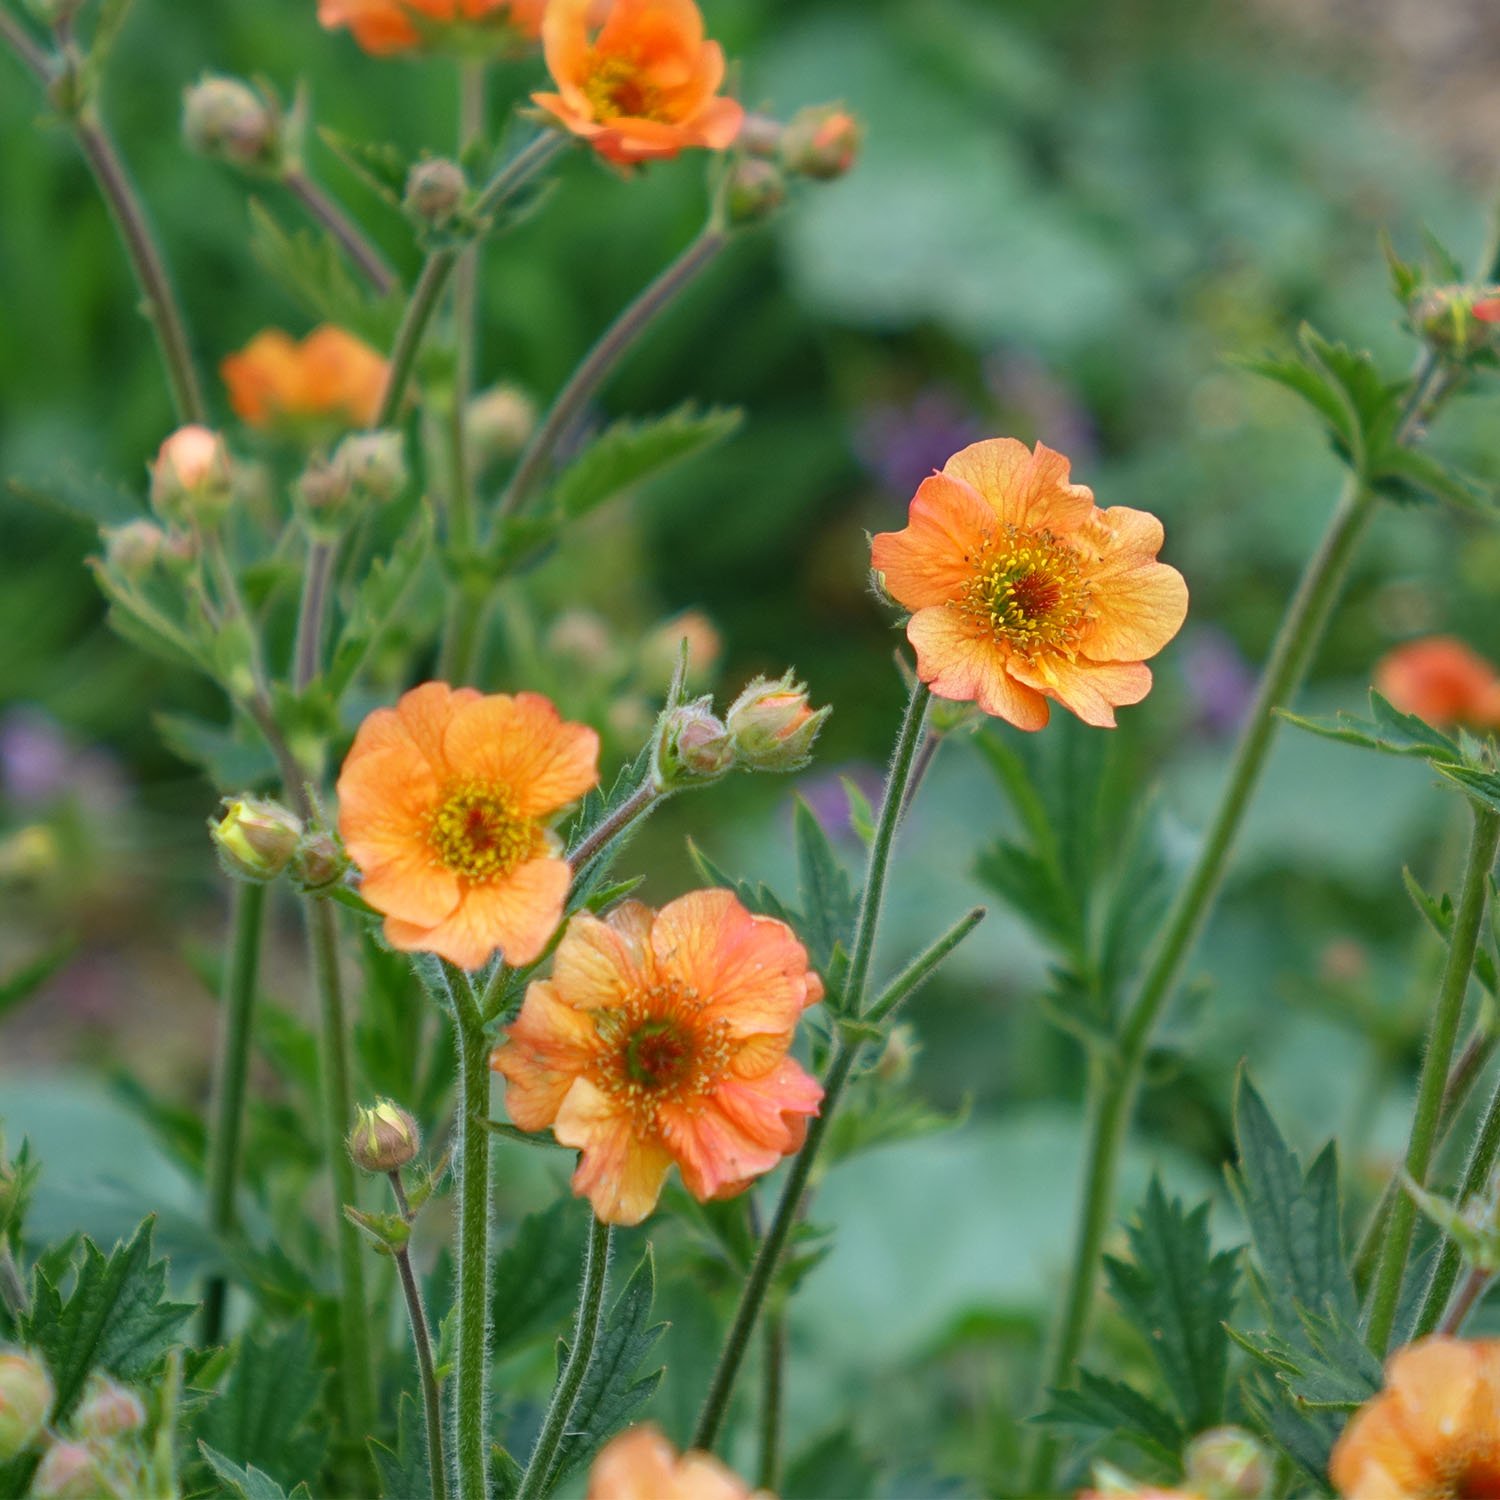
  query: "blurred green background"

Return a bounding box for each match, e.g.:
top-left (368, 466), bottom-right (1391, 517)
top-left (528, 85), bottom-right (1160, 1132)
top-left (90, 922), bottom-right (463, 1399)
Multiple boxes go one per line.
top-left (6, 0), bottom-right (1500, 1491)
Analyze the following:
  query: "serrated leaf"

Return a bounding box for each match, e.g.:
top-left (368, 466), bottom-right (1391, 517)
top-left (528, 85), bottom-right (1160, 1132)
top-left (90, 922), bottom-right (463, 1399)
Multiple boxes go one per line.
top-left (1372, 447), bottom-right (1497, 514)
top-left (318, 130), bottom-right (413, 207)
top-left (685, 839), bottom-right (796, 929)
top-left (1404, 868), bottom-right (1499, 997)
top-left (25, 1219), bottom-right (195, 1423)
top-left (545, 1249), bottom-right (667, 1489)
top-left (1036, 1370), bottom-right (1184, 1469)
top-left (369, 1392), bottom-right (432, 1500)
top-left (543, 404), bottom-right (742, 524)
top-left (198, 1444), bottom-right (312, 1500)
top-left (193, 1321), bottom-right (326, 1489)
top-left (489, 1199), bottom-right (592, 1360)
top-left (1105, 1178), bottom-right (1239, 1430)
top-left (1282, 690), bottom-right (1463, 764)
top-left (7, 469), bottom-right (140, 527)
top-left (792, 797), bottom-right (857, 972)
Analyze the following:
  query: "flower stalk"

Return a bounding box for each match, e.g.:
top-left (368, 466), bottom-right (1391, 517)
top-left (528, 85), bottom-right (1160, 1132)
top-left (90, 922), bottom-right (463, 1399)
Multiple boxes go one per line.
top-left (284, 166), bottom-right (397, 295)
top-left (388, 1171), bottom-right (448, 1500)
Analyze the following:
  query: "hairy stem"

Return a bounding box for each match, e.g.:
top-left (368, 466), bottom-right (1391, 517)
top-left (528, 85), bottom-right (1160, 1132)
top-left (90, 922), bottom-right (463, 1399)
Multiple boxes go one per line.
top-left (201, 881), bottom-right (267, 1345)
top-left (517, 1213), bottom-right (613, 1500)
top-left (284, 168), bottom-right (396, 295)
top-left (866, 906), bottom-right (986, 1026)
top-left (292, 537), bottom-right (336, 693)
top-left (758, 1307), bottom-right (786, 1492)
top-left (389, 1173), bottom-right (448, 1500)
top-left (692, 677), bottom-right (932, 1451)
top-left (568, 780), bottom-right (663, 872)
top-left (1439, 1265), bottom-right (1494, 1338)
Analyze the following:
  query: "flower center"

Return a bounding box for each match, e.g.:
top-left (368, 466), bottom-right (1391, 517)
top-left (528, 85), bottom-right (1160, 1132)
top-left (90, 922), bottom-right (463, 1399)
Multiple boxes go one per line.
top-left (597, 983), bottom-right (732, 1124)
top-left (961, 525), bottom-right (1092, 657)
top-left (429, 781), bottom-right (541, 882)
top-left (582, 54), bottom-right (668, 122)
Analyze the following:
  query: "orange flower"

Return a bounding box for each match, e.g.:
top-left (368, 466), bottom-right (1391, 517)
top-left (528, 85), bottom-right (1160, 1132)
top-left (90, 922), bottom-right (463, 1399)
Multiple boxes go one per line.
top-left (870, 438), bottom-right (1188, 731)
top-left (221, 326), bottom-right (388, 432)
top-left (1330, 1336), bottom-right (1500, 1498)
top-left (318, 0), bottom-right (548, 53)
top-left (337, 683), bottom-right (599, 970)
top-left (492, 890), bottom-right (823, 1224)
top-left (534, 0), bottom-right (745, 166)
top-left (1374, 636), bottom-right (1500, 730)
top-left (587, 1425), bottom-right (772, 1500)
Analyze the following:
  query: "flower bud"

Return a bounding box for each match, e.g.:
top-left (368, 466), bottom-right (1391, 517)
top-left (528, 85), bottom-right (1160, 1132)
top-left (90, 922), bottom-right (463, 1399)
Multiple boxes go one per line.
top-left (296, 455), bottom-right (351, 520)
top-left (1408, 284), bottom-right (1500, 358)
top-left (293, 830), bottom-right (348, 892)
top-left (654, 700), bottom-right (735, 787)
top-left (467, 384), bottom-right (536, 464)
top-left (73, 1375), bottom-right (144, 1442)
top-left (182, 75), bottom-right (280, 172)
top-left (404, 158), bottom-right (468, 228)
top-left (735, 112), bottom-right (784, 158)
top-left (1185, 1426), bottom-right (1272, 1500)
top-left (874, 1023), bottom-right (918, 1084)
top-left (211, 796), bottom-right (303, 883)
top-left (100, 520), bottom-right (169, 582)
top-left (331, 430), bottom-right (407, 506)
top-left (724, 157), bottom-right (786, 227)
top-left (30, 1442), bottom-right (104, 1500)
top-left (781, 105), bottom-right (861, 181)
top-left (725, 672), bottom-right (830, 772)
top-left (547, 611), bottom-right (617, 675)
top-left (149, 426), bottom-right (233, 528)
top-left (349, 1100), bottom-right (421, 1174)
top-left (0, 1352), bottom-right (52, 1462)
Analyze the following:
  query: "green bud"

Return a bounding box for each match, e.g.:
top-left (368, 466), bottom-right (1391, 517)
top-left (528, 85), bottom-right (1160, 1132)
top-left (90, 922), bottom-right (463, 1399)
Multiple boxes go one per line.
top-left (780, 104), bottom-right (861, 181)
top-left (0, 1352), bottom-right (53, 1462)
top-left (149, 426), bottom-right (233, 528)
top-left (654, 700), bottom-right (735, 788)
top-left (1185, 1426), bottom-right (1273, 1500)
top-left (466, 384), bottom-right (536, 465)
top-left (404, 158), bottom-right (468, 227)
top-left (348, 1100), bottom-right (421, 1175)
top-left (182, 75), bottom-right (281, 173)
top-left (1408, 284), bottom-right (1500, 359)
top-left (331, 430), bottom-right (407, 506)
top-left (30, 1441), bottom-right (105, 1500)
top-left (292, 830), bottom-right (348, 893)
top-left (725, 672), bottom-right (830, 772)
top-left (724, 157), bottom-right (786, 227)
top-left (211, 796), bottom-right (304, 883)
top-left (100, 520), bottom-right (170, 582)
top-left (73, 1376), bottom-right (144, 1443)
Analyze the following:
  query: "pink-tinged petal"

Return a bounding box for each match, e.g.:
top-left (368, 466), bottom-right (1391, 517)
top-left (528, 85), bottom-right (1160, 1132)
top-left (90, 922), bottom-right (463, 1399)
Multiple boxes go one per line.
top-left (443, 691), bottom-right (600, 818)
top-left (712, 1058), bottom-right (822, 1153)
top-left (492, 980), bottom-right (600, 1131)
top-left (551, 904), bottom-right (653, 1010)
top-left (871, 472), bottom-right (994, 612)
top-left (905, 606), bottom-right (1050, 730)
top-left (943, 438), bottom-right (1096, 534)
top-left (555, 1078), bottom-right (673, 1225)
top-left (657, 1097), bottom-right (785, 1201)
top-left (1010, 656), bottom-right (1153, 728)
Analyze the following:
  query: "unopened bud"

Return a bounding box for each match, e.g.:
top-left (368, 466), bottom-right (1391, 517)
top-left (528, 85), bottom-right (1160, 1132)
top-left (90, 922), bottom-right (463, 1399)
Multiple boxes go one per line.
top-left (467, 384), bottom-right (536, 464)
top-left (404, 158), bottom-right (468, 227)
top-left (332, 430), bottom-right (407, 506)
top-left (211, 796), bottom-right (303, 882)
top-left (349, 1100), bottom-right (421, 1174)
top-left (781, 105), bottom-right (860, 181)
top-left (655, 700), bottom-right (735, 787)
top-left (100, 519), bottom-right (169, 582)
top-left (30, 1442), bottom-right (103, 1500)
top-left (183, 75), bottom-right (280, 172)
top-left (725, 157), bottom-right (786, 226)
top-left (726, 672), bottom-right (830, 772)
top-left (874, 1023), bottom-right (918, 1084)
top-left (149, 426), bottom-right (233, 527)
top-left (296, 454), bottom-right (351, 520)
top-left (0, 1352), bottom-right (52, 1462)
top-left (293, 830), bottom-right (348, 892)
top-left (1185, 1426), bottom-right (1272, 1500)
top-left (1409, 284), bottom-right (1500, 358)
top-left (73, 1375), bottom-right (144, 1442)
top-left (735, 112), bottom-right (784, 158)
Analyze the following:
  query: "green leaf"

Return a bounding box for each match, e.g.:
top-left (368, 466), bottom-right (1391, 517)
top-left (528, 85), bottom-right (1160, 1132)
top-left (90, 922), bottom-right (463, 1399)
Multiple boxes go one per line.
top-left (782, 1429), bottom-right (878, 1500)
top-left (1403, 868), bottom-right (1500, 996)
top-left (193, 1322), bottom-right (326, 1490)
top-left (154, 712), bottom-right (277, 791)
top-left (317, 130), bottom-right (413, 208)
top-left (1036, 1370), bottom-right (1184, 1469)
top-left (0, 941), bottom-right (77, 1026)
top-left (488, 1200), bottom-right (592, 1360)
top-left (1371, 447), bottom-right (1498, 515)
top-left (686, 839), bottom-right (797, 930)
top-left (545, 1249), bottom-right (667, 1489)
top-left (543, 404), bottom-right (742, 525)
top-left (198, 1444), bottom-right (312, 1500)
top-left (369, 1393), bottom-right (432, 1500)
top-left (792, 797), bottom-right (858, 973)
top-left (25, 1218), bottom-right (195, 1424)
top-left (1104, 1178), bottom-right (1239, 1430)
top-left (7, 469), bottom-right (140, 527)
top-left (1281, 690), bottom-right (1463, 764)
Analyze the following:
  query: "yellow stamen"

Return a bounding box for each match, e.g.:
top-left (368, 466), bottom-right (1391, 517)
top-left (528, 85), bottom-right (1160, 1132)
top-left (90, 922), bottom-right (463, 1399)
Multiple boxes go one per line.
top-left (582, 53), bottom-right (669, 122)
top-left (961, 524), bottom-right (1092, 656)
top-left (596, 983), bottom-right (733, 1124)
top-left (429, 781), bottom-right (542, 882)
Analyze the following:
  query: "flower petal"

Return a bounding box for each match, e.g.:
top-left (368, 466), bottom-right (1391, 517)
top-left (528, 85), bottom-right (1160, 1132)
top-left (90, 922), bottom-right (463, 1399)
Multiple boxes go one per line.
top-left (551, 904), bottom-right (653, 1010)
top-left (657, 1096), bottom-right (785, 1201)
top-left (493, 980), bottom-right (600, 1131)
top-left (1010, 655), bottom-right (1153, 728)
top-left (871, 472), bottom-right (994, 612)
top-left (1077, 560), bottom-right (1188, 663)
top-left (555, 1078), bottom-right (673, 1225)
top-left (943, 438), bottom-right (1095, 535)
top-left (712, 1057), bottom-right (822, 1153)
top-left (443, 691), bottom-right (600, 818)
top-left (905, 606), bottom-right (1050, 730)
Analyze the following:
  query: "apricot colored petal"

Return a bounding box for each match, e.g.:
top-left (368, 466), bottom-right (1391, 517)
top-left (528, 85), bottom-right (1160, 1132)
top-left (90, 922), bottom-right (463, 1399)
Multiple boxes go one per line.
top-left (493, 980), bottom-right (599, 1130)
top-left (1013, 655), bottom-right (1153, 728)
top-left (220, 331), bottom-right (300, 426)
top-left (359, 853), bottom-right (460, 927)
top-left (692, 93), bottom-right (745, 150)
top-left (1077, 559), bottom-right (1188, 662)
top-left (1089, 504), bottom-right (1165, 567)
top-left (555, 1078), bottom-right (673, 1225)
top-left (551, 905), bottom-right (652, 1010)
top-left (650, 891), bottom-right (812, 1035)
top-left (944, 438), bottom-right (1095, 534)
top-left (712, 1057), bottom-right (822, 1153)
top-left (673, 1453), bottom-right (759, 1500)
top-left (585, 1428), bottom-right (680, 1500)
top-left (1385, 1338), bottom-right (1484, 1459)
top-left (541, 0), bottom-right (595, 87)
top-left (728, 1032), bottom-right (791, 1078)
top-left (658, 1097), bottom-right (784, 1201)
top-left (586, 119), bottom-right (698, 163)
top-left (598, 0), bottom-right (704, 57)
top-left (871, 472), bottom-right (992, 612)
top-left (443, 691), bottom-right (600, 817)
top-left (1330, 1400), bottom-right (1441, 1498)
top-left (905, 606), bottom-right (1050, 730)
top-left (344, 681), bottom-right (476, 776)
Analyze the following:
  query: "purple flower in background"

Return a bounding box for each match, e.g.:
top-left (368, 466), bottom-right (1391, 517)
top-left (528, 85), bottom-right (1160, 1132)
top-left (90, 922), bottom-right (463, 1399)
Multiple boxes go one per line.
top-left (854, 389), bottom-right (985, 501)
top-left (984, 349), bottom-right (1099, 467)
top-left (1178, 627), bottom-right (1256, 739)
top-left (0, 708), bottom-right (126, 814)
top-left (794, 762), bottom-right (886, 842)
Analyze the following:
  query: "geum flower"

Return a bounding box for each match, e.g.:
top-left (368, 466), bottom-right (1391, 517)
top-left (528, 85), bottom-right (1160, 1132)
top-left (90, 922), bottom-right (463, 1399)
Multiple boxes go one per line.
top-left (492, 890), bottom-right (823, 1225)
top-left (534, 0), bottom-right (745, 165)
top-left (337, 683), bottom-right (599, 970)
top-left (871, 438), bottom-right (1188, 730)
top-left (221, 325), bottom-right (388, 433)
top-left (318, 0), bottom-right (551, 54)
top-left (587, 1425), bottom-right (772, 1500)
top-left (1374, 636), bottom-right (1500, 731)
top-left (1330, 1335), bottom-right (1500, 1499)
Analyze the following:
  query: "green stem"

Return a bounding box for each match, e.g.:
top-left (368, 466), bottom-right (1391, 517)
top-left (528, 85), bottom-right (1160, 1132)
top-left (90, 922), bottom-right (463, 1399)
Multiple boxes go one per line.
top-left (376, 133), bottom-right (564, 429)
top-left (292, 537), bottom-right (336, 693)
top-left (1366, 806), bottom-right (1500, 1353)
top-left (306, 895), bottom-right (376, 1437)
top-left (757, 1307), bottom-right (786, 1492)
top-left (1439, 1265), bottom-right (1494, 1337)
top-left (517, 1213), bottom-right (613, 1500)
top-left (389, 1173), bottom-right (448, 1500)
top-left (283, 167), bottom-right (396, 295)
top-left (0, 9), bottom-right (48, 80)
top-left (452, 986), bottom-right (494, 1500)
top-left (201, 881), bottom-right (267, 1346)
top-left (866, 906), bottom-right (985, 1026)
top-left (495, 225), bottom-right (727, 522)
top-left (692, 677), bottom-right (932, 1452)
top-left (568, 780), bottom-right (663, 871)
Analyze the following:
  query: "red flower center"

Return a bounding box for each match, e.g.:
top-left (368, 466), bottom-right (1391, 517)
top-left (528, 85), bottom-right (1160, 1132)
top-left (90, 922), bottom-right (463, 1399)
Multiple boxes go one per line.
top-left (625, 1019), bottom-right (693, 1089)
top-left (597, 983), bottom-right (733, 1124)
top-left (962, 525), bottom-right (1092, 657)
top-left (583, 54), bottom-right (669, 122)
